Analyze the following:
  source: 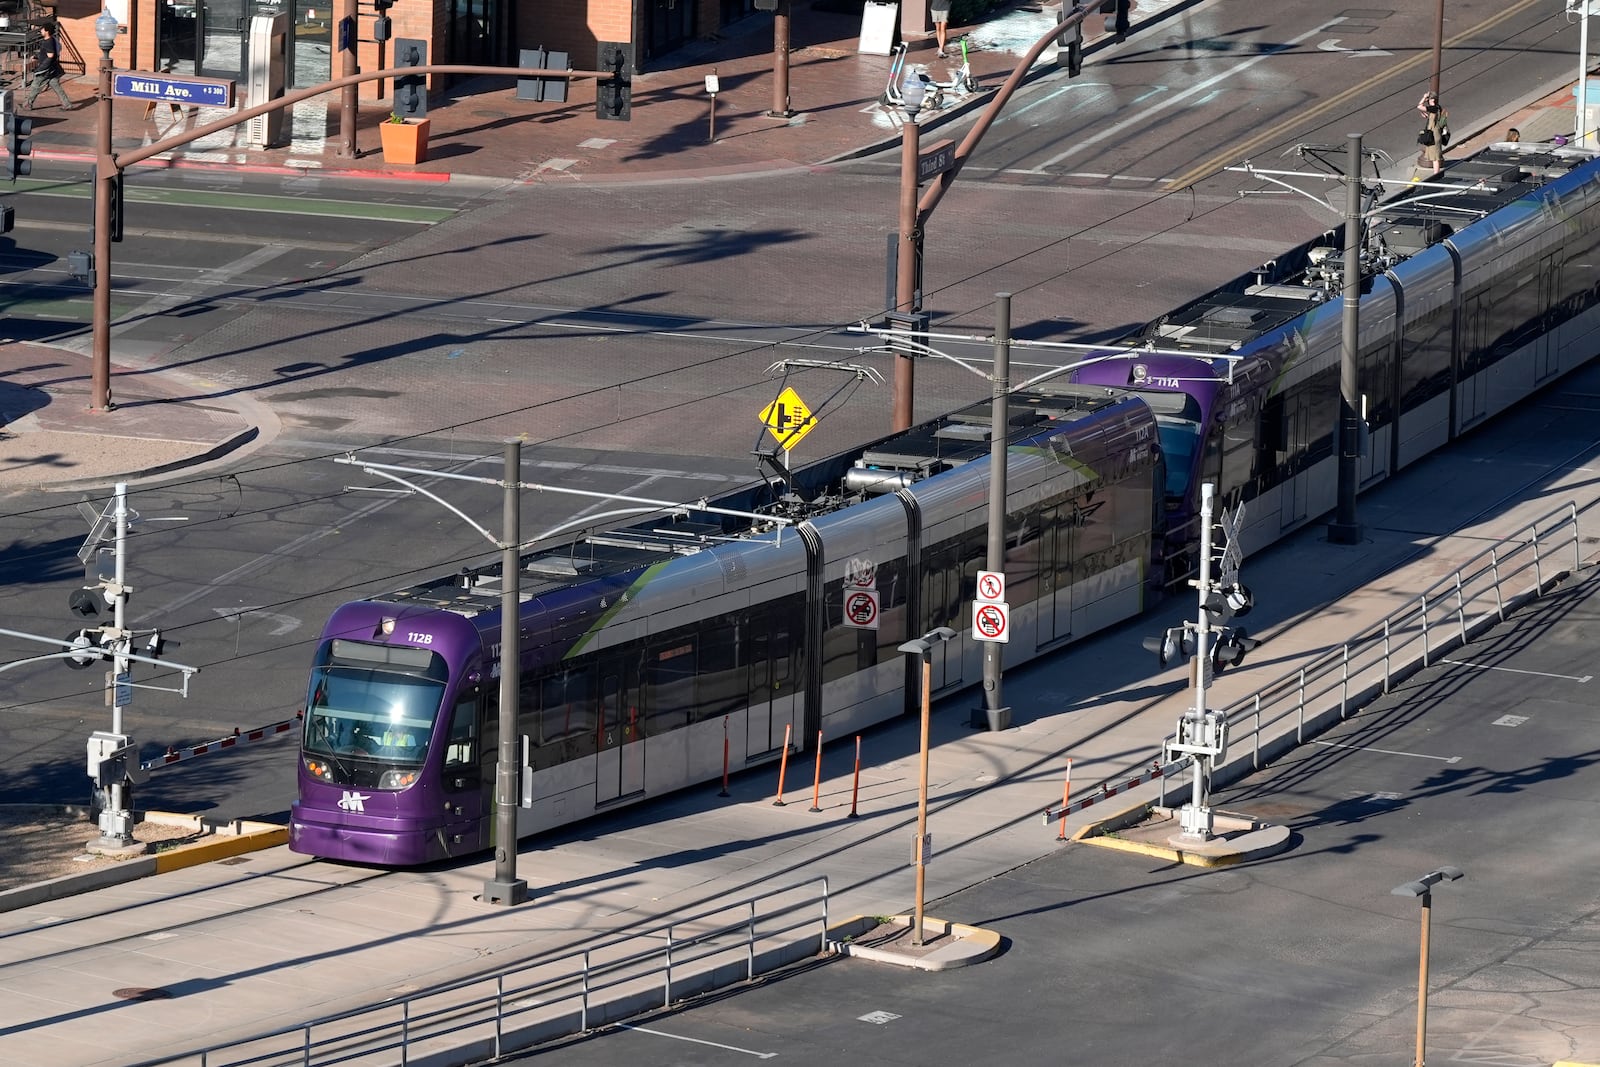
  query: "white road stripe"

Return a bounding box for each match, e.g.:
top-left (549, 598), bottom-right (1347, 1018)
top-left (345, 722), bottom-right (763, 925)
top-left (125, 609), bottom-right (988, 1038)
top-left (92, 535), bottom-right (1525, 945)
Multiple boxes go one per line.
top-left (1310, 739), bottom-right (1462, 763)
top-left (616, 1023), bottom-right (778, 1058)
top-left (1440, 659), bottom-right (1592, 683)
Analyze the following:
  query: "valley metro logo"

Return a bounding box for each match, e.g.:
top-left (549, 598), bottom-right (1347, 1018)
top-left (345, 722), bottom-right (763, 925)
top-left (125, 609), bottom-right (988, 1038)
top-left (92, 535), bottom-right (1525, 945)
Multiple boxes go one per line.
top-left (338, 791), bottom-right (370, 813)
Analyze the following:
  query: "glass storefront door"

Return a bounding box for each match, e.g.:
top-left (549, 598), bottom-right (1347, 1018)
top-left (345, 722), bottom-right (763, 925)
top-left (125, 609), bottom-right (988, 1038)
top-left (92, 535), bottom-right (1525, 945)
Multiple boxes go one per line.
top-left (156, 0), bottom-right (328, 88)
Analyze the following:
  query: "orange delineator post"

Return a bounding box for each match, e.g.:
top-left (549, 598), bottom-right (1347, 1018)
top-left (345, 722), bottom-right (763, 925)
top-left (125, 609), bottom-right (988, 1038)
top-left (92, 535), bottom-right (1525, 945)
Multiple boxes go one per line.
top-left (1057, 757), bottom-right (1073, 841)
top-left (772, 723), bottom-right (792, 806)
top-left (847, 735), bottom-right (861, 819)
top-left (808, 729), bottom-right (824, 812)
top-left (719, 716), bottom-right (730, 797)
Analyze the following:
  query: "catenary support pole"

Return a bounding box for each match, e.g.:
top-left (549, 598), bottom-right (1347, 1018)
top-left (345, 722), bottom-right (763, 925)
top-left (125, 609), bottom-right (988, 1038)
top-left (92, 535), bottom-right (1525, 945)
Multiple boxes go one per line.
top-left (1330, 134), bottom-right (1364, 544)
top-left (979, 293), bottom-right (1011, 730)
top-left (483, 440), bottom-right (528, 906)
top-left (893, 110), bottom-right (921, 430)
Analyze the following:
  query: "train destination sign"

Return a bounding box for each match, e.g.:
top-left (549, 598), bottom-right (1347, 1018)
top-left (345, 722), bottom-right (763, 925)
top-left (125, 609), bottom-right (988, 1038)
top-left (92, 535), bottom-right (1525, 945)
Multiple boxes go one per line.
top-left (113, 72), bottom-right (235, 108)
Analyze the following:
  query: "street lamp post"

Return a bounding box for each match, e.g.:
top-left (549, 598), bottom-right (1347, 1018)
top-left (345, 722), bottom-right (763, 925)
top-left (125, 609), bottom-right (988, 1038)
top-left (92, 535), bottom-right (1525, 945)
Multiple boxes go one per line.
top-left (1392, 866), bottom-right (1464, 1067)
top-left (897, 626), bottom-right (955, 946)
top-left (90, 9), bottom-right (119, 413)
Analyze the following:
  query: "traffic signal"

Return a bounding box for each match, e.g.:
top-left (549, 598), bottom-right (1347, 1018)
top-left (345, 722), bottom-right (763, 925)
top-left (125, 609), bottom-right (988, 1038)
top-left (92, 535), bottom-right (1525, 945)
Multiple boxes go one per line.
top-left (0, 203), bottom-right (12, 233)
top-left (596, 42), bottom-right (633, 121)
top-left (1062, 6), bottom-right (1084, 78)
top-left (87, 166), bottom-right (126, 243)
top-left (110, 171), bottom-right (124, 242)
top-left (5, 112), bottom-right (32, 181)
top-left (393, 38), bottom-right (428, 119)
top-left (517, 48), bottom-right (569, 104)
top-left (1112, 0), bottom-right (1131, 42)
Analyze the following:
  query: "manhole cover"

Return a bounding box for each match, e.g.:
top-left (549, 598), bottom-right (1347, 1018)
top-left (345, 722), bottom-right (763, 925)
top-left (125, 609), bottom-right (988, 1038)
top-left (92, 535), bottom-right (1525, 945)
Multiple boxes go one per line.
top-left (113, 987), bottom-right (173, 1001)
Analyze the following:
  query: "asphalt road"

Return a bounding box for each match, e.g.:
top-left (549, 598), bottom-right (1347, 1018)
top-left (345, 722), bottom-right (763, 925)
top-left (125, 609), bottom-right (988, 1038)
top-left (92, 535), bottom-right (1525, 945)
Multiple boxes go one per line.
top-left (505, 564), bottom-right (1600, 1067)
top-left (0, 0), bottom-right (1588, 834)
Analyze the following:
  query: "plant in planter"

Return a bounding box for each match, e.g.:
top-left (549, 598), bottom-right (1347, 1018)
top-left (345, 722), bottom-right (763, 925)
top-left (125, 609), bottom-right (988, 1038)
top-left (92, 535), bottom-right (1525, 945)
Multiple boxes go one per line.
top-left (379, 113), bottom-right (430, 164)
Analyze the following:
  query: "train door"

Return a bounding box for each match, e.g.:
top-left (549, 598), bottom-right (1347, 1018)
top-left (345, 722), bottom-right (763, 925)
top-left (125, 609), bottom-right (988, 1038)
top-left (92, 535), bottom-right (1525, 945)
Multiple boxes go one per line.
top-left (441, 687), bottom-right (488, 850)
top-left (746, 605), bottom-right (795, 758)
top-left (922, 540), bottom-right (961, 690)
top-left (1535, 252), bottom-right (1560, 383)
top-left (1038, 504), bottom-right (1072, 648)
top-left (1279, 390), bottom-right (1310, 530)
top-left (1459, 296), bottom-right (1490, 428)
top-left (595, 657), bottom-right (644, 804)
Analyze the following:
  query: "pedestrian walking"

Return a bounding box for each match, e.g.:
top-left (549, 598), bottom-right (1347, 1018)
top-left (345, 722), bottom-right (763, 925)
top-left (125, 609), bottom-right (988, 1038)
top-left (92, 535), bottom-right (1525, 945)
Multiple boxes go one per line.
top-left (1416, 92), bottom-right (1448, 176)
top-left (930, 0), bottom-right (951, 57)
top-left (25, 25), bottom-right (72, 110)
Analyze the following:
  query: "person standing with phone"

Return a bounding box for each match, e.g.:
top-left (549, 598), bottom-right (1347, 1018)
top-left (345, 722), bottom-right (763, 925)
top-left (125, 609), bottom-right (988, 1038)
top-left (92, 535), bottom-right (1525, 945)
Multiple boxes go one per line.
top-left (1417, 92), bottom-right (1448, 176)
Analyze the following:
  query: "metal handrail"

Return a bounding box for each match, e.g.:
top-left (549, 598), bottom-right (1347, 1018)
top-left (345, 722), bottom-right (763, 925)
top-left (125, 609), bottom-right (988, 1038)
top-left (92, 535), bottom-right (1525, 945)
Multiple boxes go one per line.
top-left (1215, 500), bottom-right (1585, 772)
top-left (128, 876), bottom-right (831, 1067)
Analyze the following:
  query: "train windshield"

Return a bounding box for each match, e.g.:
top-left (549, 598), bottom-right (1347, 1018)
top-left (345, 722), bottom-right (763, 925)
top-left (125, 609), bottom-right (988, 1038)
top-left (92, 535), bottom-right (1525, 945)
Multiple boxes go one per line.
top-left (1132, 389), bottom-right (1203, 499)
top-left (303, 639), bottom-right (448, 770)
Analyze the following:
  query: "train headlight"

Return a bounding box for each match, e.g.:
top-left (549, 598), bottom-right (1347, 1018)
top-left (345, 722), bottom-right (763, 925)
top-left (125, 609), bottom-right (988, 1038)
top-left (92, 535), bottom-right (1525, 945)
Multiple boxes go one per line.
top-left (379, 769), bottom-right (419, 790)
top-left (305, 758), bottom-right (334, 781)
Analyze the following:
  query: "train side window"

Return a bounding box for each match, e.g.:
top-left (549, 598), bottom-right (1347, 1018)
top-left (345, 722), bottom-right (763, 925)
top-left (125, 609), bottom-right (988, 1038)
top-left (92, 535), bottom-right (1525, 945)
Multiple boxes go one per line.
top-left (646, 637), bottom-right (696, 732)
top-left (444, 693), bottom-right (478, 769)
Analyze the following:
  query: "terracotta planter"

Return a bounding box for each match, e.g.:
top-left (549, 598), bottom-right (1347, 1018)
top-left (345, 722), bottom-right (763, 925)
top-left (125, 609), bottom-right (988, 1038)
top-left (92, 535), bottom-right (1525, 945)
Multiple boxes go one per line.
top-left (379, 118), bottom-right (430, 164)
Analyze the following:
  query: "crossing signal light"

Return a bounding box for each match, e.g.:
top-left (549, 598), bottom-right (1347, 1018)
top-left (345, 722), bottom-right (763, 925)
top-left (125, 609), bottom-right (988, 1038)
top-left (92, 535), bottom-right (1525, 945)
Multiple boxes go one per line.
top-left (1208, 627), bottom-right (1252, 671)
top-left (596, 41), bottom-right (633, 121)
top-left (1143, 625), bottom-right (1195, 669)
top-left (64, 629), bottom-right (101, 670)
top-left (5, 112), bottom-right (32, 181)
top-left (0, 203), bottom-right (12, 232)
top-left (1202, 582), bottom-right (1252, 621)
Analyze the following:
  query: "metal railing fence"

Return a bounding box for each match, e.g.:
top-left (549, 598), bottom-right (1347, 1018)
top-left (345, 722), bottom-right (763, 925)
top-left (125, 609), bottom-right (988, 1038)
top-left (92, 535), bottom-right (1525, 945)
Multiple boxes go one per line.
top-left (128, 877), bottom-right (830, 1067)
top-left (1180, 499), bottom-right (1589, 795)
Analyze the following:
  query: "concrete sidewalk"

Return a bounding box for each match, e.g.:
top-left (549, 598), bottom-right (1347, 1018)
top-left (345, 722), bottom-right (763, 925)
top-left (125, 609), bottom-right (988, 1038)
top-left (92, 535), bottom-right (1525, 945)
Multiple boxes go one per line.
top-left (19, 0), bottom-right (1075, 184)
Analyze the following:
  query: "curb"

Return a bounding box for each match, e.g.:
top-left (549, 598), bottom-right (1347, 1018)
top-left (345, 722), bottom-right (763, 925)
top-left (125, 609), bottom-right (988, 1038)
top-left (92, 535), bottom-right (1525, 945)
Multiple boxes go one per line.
top-left (0, 810), bottom-right (287, 914)
top-left (829, 913), bottom-right (1003, 971)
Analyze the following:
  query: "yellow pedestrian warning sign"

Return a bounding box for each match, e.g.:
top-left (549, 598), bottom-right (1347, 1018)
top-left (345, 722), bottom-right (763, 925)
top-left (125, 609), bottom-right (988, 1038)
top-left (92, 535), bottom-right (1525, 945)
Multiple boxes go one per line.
top-left (759, 386), bottom-right (818, 451)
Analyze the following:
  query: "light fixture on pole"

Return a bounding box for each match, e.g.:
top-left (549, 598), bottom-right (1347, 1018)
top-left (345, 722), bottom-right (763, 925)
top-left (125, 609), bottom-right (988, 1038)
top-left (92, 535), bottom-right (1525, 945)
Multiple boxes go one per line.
top-left (90, 8), bottom-right (120, 413)
top-left (897, 625), bottom-right (956, 947)
top-left (1392, 865), bottom-right (1464, 1067)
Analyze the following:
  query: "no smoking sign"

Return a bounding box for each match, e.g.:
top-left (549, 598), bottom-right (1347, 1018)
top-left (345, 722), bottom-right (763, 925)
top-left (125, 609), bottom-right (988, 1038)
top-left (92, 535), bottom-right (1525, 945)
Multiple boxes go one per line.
top-left (972, 601), bottom-right (1010, 643)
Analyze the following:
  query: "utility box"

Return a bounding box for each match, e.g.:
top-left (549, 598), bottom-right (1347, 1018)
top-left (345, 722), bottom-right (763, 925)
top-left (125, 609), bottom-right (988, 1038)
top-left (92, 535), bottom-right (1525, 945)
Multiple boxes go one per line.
top-left (87, 730), bottom-right (133, 785)
top-left (245, 12), bottom-right (289, 148)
